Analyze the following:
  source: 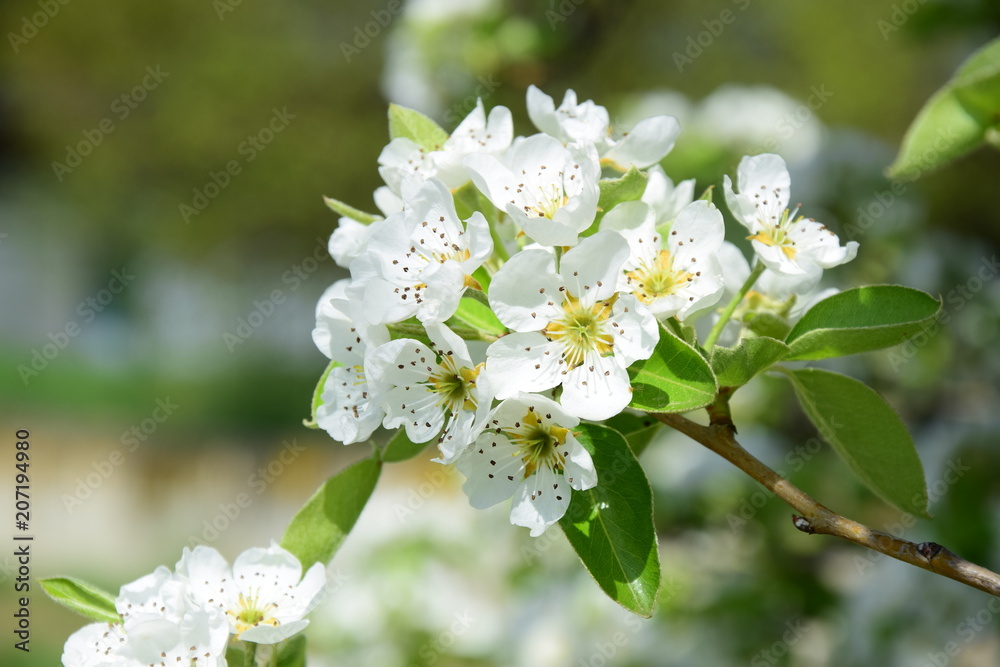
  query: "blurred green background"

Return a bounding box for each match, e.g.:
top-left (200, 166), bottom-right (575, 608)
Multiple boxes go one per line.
top-left (2, 0), bottom-right (1000, 664)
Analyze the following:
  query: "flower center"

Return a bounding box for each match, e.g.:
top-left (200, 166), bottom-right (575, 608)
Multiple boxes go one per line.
top-left (502, 409), bottom-right (571, 477)
top-left (542, 295), bottom-right (615, 369)
top-left (231, 590), bottom-right (279, 636)
top-left (525, 183), bottom-right (569, 219)
top-left (430, 355), bottom-right (482, 413)
top-left (625, 249), bottom-right (693, 303)
top-left (748, 208), bottom-right (799, 259)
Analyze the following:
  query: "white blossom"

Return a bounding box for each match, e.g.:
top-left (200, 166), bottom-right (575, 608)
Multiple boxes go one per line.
top-left (313, 280), bottom-right (390, 445)
top-left (526, 85), bottom-right (680, 170)
top-left (356, 177), bottom-right (493, 324)
top-left (367, 323), bottom-right (493, 463)
top-left (601, 199), bottom-right (725, 320)
top-left (484, 231), bottom-right (658, 420)
top-left (465, 133), bottom-right (600, 246)
top-left (457, 393), bottom-right (597, 536)
top-left (724, 153), bottom-right (857, 289)
top-left (176, 542), bottom-right (327, 645)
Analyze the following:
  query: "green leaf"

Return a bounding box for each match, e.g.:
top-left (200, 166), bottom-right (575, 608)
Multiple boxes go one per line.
top-left (784, 285), bottom-right (941, 361)
top-left (39, 577), bottom-right (120, 624)
top-left (628, 329), bottom-right (717, 413)
top-left (889, 37), bottom-right (1000, 179)
top-left (745, 312), bottom-right (791, 340)
top-left (597, 166), bottom-right (648, 214)
top-left (448, 296), bottom-right (506, 337)
top-left (276, 636), bottom-right (307, 667)
top-left (303, 360), bottom-right (339, 429)
top-left (280, 457), bottom-right (382, 569)
top-left (381, 428), bottom-right (433, 463)
top-left (604, 412), bottom-right (662, 457)
top-left (783, 368), bottom-right (929, 517)
top-left (710, 337), bottom-right (790, 388)
top-left (322, 196), bottom-right (380, 224)
top-left (388, 103), bottom-right (449, 152)
top-left (559, 423), bottom-right (660, 617)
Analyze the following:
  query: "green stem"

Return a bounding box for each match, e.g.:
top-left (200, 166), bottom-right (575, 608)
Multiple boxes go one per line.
top-left (703, 261), bottom-right (766, 351)
top-left (244, 641), bottom-right (258, 666)
top-left (387, 321), bottom-right (499, 343)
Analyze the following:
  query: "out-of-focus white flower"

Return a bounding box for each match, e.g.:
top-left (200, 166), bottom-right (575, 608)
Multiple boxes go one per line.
top-left (457, 393), bottom-right (596, 536)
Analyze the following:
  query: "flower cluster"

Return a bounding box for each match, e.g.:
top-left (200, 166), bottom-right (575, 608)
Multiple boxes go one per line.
top-left (62, 543), bottom-right (326, 666)
top-left (316, 86), bottom-right (857, 535)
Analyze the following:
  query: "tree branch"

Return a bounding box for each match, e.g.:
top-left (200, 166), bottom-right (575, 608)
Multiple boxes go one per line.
top-left (653, 411), bottom-right (1000, 597)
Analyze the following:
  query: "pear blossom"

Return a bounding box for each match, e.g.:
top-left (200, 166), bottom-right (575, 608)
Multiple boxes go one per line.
top-left (724, 153), bottom-right (858, 289)
top-left (62, 567), bottom-right (229, 667)
top-left (601, 199), bottom-right (725, 320)
top-left (367, 322), bottom-right (493, 463)
top-left (62, 622), bottom-right (127, 667)
top-left (465, 133), bottom-right (600, 246)
top-left (355, 178), bottom-right (493, 324)
top-left (526, 85), bottom-right (680, 170)
top-left (176, 542), bottom-right (327, 645)
top-left (484, 231), bottom-right (659, 420)
top-left (313, 280), bottom-right (390, 444)
top-left (526, 85), bottom-right (610, 146)
top-left (456, 393), bottom-right (597, 536)
top-left (328, 216), bottom-right (374, 269)
top-left (62, 612), bottom-right (229, 667)
top-left (114, 609), bottom-right (229, 666)
top-left (378, 137), bottom-right (438, 195)
top-left (642, 165), bottom-right (695, 226)
top-left (433, 99), bottom-right (514, 187)
top-left (378, 100), bottom-right (513, 193)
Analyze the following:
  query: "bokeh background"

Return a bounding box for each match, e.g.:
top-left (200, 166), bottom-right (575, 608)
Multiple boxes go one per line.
top-left (3, 0), bottom-right (1000, 664)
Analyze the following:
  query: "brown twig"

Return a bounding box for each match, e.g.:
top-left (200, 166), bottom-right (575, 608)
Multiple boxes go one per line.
top-left (653, 411), bottom-right (1000, 598)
